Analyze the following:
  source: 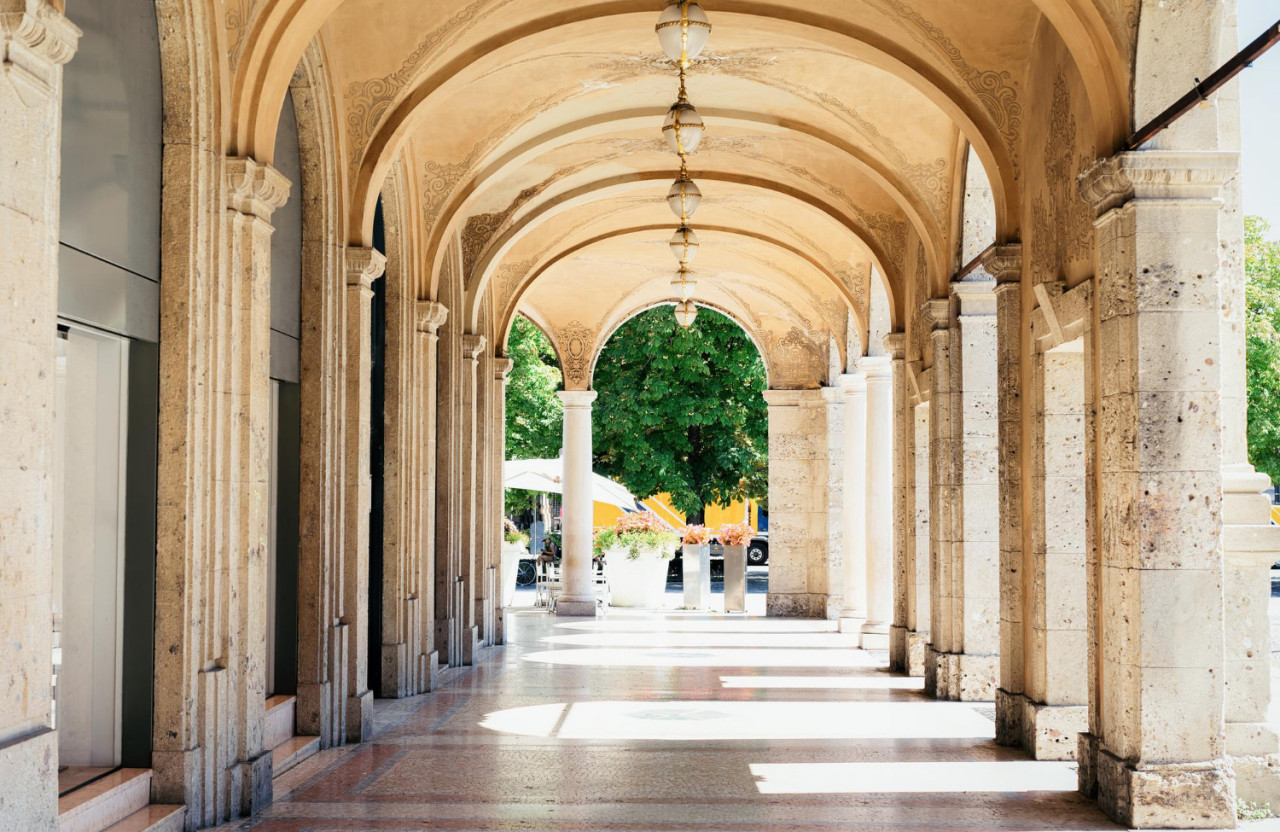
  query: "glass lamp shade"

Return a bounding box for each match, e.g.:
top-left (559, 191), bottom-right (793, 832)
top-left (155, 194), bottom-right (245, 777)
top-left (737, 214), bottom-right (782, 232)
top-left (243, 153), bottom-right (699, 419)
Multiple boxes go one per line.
top-left (662, 98), bottom-right (704, 155)
top-left (656, 1), bottom-right (712, 64)
top-left (669, 225), bottom-right (699, 263)
top-left (674, 300), bottom-right (699, 328)
top-left (667, 177), bottom-right (702, 220)
top-left (670, 269), bottom-right (698, 302)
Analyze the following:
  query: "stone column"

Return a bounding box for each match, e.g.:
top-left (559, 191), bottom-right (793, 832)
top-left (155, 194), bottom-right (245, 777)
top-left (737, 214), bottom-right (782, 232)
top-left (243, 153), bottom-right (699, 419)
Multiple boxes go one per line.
top-left (765, 389), bottom-right (833, 617)
top-left (1077, 151), bottom-right (1236, 828)
top-left (0, 6), bottom-right (78, 827)
top-left (837, 372), bottom-right (867, 634)
top-left (862, 356), bottom-right (894, 649)
top-left (556, 390), bottom-right (598, 616)
top-left (905, 402), bottom-right (931, 675)
top-left (924, 299), bottom-right (954, 698)
top-left (459, 334), bottom-right (486, 659)
top-left (415, 301), bottom-right (447, 689)
top-left (493, 358), bottom-right (513, 643)
top-left (931, 276), bottom-right (1000, 701)
top-left (885, 334), bottom-right (910, 667)
top-left (342, 247), bottom-right (384, 743)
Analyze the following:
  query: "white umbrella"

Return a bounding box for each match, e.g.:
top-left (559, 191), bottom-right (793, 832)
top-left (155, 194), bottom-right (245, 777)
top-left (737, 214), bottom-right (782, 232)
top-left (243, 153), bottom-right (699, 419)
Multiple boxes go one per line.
top-left (504, 458), bottom-right (638, 509)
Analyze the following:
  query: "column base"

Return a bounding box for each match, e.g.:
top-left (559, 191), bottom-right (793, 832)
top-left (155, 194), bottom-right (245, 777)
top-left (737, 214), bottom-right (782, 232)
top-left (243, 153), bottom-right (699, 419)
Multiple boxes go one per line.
top-left (554, 595), bottom-right (598, 617)
top-left (906, 631), bottom-right (929, 677)
top-left (1078, 731), bottom-right (1101, 799)
top-left (462, 625), bottom-right (481, 665)
top-left (380, 641), bottom-right (410, 698)
top-left (838, 614), bottom-right (866, 635)
top-left (1232, 753), bottom-right (1280, 807)
top-left (994, 691), bottom-right (1086, 760)
top-left (767, 592), bottom-right (827, 618)
top-left (233, 750), bottom-right (273, 816)
top-left (889, 625), bottom-right (908, 671)
top-left (859, 623), bottom-right (890, 650)
top-left (294, 681), bottom-right (333, 745)
top-left (925, 648), bottom-right (997, 701)
top-left (346, 689), bottom-right (374, 743)
top-left (0, 727), bottom-right (57, 831)
top-left (1095, 748), bottom-right (1235, 829)
top-left (422, 650), bottom-right (441, 691)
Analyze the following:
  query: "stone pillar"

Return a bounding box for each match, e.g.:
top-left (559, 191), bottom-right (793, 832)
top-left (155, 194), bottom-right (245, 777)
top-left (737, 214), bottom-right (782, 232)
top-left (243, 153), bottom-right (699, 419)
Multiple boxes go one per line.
top-left (556, 390), bottom-right (598, 616)
top-left (885, 334), bottom-right (910, 667)
top-left (1076, 151), bottom-right (1236, 828)
top-left (931, 276), bottom-right (1000, 701)
top-left (837, 373), bottom-right (867, 634)
top-left (435, 315), bottom-right (464, 669)
top-left (459, 334), bottom-right (486, 658)
top-left (764, 389), bottom-right (833, 617)
top-left (862, 356), bottom-right (894, 650)
top-left (905, 402), bottom-right (931, 675)
top-left (0, 6), bottom-right (78, 828)
top-left (342, 247), bottom-right (384, 743)
top-left (493, 358), bottom-right (513, 643)
top-left (415, 301), bottom-right (447, 689)
top-left (924, 299), bottom-right (954, 697)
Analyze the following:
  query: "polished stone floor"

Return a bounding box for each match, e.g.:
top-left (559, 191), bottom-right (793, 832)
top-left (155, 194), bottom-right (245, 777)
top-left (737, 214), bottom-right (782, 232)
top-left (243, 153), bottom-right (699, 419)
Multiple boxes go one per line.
top-left (216, 611), bottom-right (1123, 831)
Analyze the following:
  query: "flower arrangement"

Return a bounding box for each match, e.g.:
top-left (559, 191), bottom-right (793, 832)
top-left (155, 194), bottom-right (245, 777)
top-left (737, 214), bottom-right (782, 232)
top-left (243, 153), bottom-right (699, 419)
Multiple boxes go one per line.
top-left (681, 524), bottom-right (713, 545)
top-left (606, 511), bottom-right (679, 560)
top-left (717, 523), bottom-right (754, 547)
top-left (503, 518), bottom-right (530, 548)
top-left (592, 527), bottom-right (618, 558)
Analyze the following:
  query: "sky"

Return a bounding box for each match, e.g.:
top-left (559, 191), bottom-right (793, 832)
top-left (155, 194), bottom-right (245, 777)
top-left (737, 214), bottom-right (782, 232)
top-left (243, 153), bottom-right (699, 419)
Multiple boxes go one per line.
top-left (1240, 1), bottom-right (1280, 232)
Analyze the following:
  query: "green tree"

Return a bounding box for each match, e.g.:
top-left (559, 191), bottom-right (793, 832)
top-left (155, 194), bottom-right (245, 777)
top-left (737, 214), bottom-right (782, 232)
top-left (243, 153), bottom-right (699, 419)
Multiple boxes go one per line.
top-left (505, 315), bottom-right (563, 460)
top-left (593, 306), bottom-right (768, 520)
top-left (1246, 216), bottom-right (1280, 486)
top-left (504, 316), bottom-right (563, 517)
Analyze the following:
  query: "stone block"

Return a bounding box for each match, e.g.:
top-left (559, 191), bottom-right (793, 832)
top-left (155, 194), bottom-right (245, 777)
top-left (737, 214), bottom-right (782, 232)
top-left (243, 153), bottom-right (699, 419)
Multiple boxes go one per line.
top-left (1022, 700), bottom-right (1087, 761)
top-left (235, 750), bottom-right (273, 816)
top-left (0, 727), bottom-right (56, 832)
top-left (1096, 749), bottom-right (1234, 829)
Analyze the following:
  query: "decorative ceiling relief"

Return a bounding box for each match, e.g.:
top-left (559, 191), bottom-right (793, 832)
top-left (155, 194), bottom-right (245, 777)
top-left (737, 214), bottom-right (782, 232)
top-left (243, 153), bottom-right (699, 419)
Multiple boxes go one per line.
top-left (866, 0), bottom-right (1022, 166)
top-left (1030, 72), bottom-right (1094, 284)
top-left (556, 321), bottom-right (595, 389)
top-left (225, 0), bottom-right (261, 71)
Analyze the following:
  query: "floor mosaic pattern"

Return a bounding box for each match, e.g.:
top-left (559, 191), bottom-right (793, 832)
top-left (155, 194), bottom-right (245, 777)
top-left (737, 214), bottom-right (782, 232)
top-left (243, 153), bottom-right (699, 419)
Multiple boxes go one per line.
top-left (214, 611), bottom-right (1120, 831)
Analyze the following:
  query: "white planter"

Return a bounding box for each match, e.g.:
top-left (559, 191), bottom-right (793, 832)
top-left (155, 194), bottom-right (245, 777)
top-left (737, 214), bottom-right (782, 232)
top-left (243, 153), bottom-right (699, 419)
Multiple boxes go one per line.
top-left (499, 542), bottom-right (527, 608)
top-left (605, 545), bottom-right (671, 608)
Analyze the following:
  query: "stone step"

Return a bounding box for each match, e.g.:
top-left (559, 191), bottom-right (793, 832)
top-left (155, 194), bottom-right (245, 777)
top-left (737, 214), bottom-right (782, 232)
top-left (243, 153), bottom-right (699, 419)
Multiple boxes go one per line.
top-left (58, 769), bottom-right (151, 832)
top-left (272, 734), bottom-right (321, 777)
top-left (101, 805), bottom-right (185, 832)
top-left (263, 694), bottom-right (296, 751)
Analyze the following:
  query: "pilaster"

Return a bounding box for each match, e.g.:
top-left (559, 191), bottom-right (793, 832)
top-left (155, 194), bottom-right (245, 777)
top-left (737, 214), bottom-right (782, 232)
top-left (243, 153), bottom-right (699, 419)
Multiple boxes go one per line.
top-left (836, 373), bottom-right (867, 634)
top-left (459, 333), bottom-right (487, 657)
top-left (1077, 150), bottom-right (1237, 829)
top-left (0, 6), bottom-right (78, 830)
top-left (862, 355), bottom-right (895, 650)
top-left (415, 301), bottom-right (447, 689)
top-left (493, 357), bottom-right (514, 643)
top-left (885, 334), bottom-right (911, 669)
top-left (923, 298), bottom-right (954, 698)
top-left (342, 246), bottom-right (385, 743)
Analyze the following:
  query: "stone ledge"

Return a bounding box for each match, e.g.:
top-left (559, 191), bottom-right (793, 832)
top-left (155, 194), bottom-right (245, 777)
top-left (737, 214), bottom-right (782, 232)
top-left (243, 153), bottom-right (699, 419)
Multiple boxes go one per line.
top-left (995, 692), bottom-right (1086, 760)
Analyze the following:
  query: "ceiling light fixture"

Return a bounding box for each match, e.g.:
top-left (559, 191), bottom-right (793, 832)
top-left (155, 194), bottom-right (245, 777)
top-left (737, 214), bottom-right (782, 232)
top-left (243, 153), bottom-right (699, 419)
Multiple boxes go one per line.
top-left (656, 1), bottom-right (711, 328)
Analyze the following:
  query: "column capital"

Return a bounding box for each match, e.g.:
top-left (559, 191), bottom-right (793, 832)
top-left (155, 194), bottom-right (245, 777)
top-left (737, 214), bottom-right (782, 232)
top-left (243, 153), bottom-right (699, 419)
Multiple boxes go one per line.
top-left (227, 157), bottom-right (291, 220)
top-left (860, 354), bottom-right (893, 381)
top-left (839, 371), bottom-right (867, 393)
top-left (345, 247), bottom-right (386, 294)
top-left (921, 298), bottom-right (950, 331)
top-left (980, 243), bottom-right (1023, 285)
top-left (557, 389), bottom-right (598, 408)
top-left (882, 332), bottom-right (906, 360)
top-left (461, 333), bottom-right (487, 360)
top-left (0, 3), bottom-right (80, 104)
top-left (415, 300), bottom-right (448, 335)
top-left (494, 357), bottom-right (514, 381)
top-left (1078, 150), bottom-right (1237, 217)
top-left (763, 388), bottom-right (805, 408)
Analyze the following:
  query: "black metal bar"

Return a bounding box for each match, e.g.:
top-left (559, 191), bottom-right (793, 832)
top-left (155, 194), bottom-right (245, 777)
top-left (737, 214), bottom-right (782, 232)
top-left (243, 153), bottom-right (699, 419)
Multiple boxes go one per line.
top-left (1129, 20), bottom-right (1280, 150)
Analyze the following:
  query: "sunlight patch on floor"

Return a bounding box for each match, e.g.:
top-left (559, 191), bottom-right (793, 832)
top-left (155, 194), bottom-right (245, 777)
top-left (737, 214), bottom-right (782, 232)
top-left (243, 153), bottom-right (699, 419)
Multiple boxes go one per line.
top-left (481, 700), bottom-right (995, 741)
top-left (540, 631), bottom-right (860, 649)
top-left (750, 761), bottom-right (1079, 794)
top-left (520, 646), bottom-right (883, 668)
top-left (718, 675), bottom-right (925, 690)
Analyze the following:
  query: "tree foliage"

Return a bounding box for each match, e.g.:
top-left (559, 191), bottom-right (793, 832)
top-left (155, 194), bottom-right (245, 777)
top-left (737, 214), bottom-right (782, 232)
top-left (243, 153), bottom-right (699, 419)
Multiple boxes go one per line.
top-left (592, 306), bottom-right (768, 518)
top-left (1246, 216), bottom-right (1280, 486)
top-left (504, 315), bottom-right (563, 461)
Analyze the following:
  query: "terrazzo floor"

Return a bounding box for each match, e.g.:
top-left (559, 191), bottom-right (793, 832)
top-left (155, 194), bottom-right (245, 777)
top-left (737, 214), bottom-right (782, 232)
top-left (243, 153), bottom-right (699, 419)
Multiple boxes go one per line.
top-left (216, 610), bottom-right (1124, 831)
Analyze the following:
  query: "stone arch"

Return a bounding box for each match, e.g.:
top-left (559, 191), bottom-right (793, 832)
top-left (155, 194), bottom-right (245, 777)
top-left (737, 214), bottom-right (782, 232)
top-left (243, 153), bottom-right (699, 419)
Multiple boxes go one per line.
top-left (587, 300), bottom-right (774, 392)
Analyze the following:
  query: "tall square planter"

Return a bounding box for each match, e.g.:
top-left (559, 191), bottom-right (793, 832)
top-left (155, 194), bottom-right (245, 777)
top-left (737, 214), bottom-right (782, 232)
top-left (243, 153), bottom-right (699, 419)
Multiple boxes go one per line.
top-left (682, 544), bottom-right (711, 609)
top-left (723, 544), bottom-right (747, 612)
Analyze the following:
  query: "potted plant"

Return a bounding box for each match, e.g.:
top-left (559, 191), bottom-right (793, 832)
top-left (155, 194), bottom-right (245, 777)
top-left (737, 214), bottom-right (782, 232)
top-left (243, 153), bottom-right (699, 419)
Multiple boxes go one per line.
top-left (718, 522), bottom-right (754, 613)
top-left (500, 519), bottom-right (530, 608)
top-left (680, 524), bottom-right (713, 610)
top-left (599, 512), bottom-right (679, 608)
